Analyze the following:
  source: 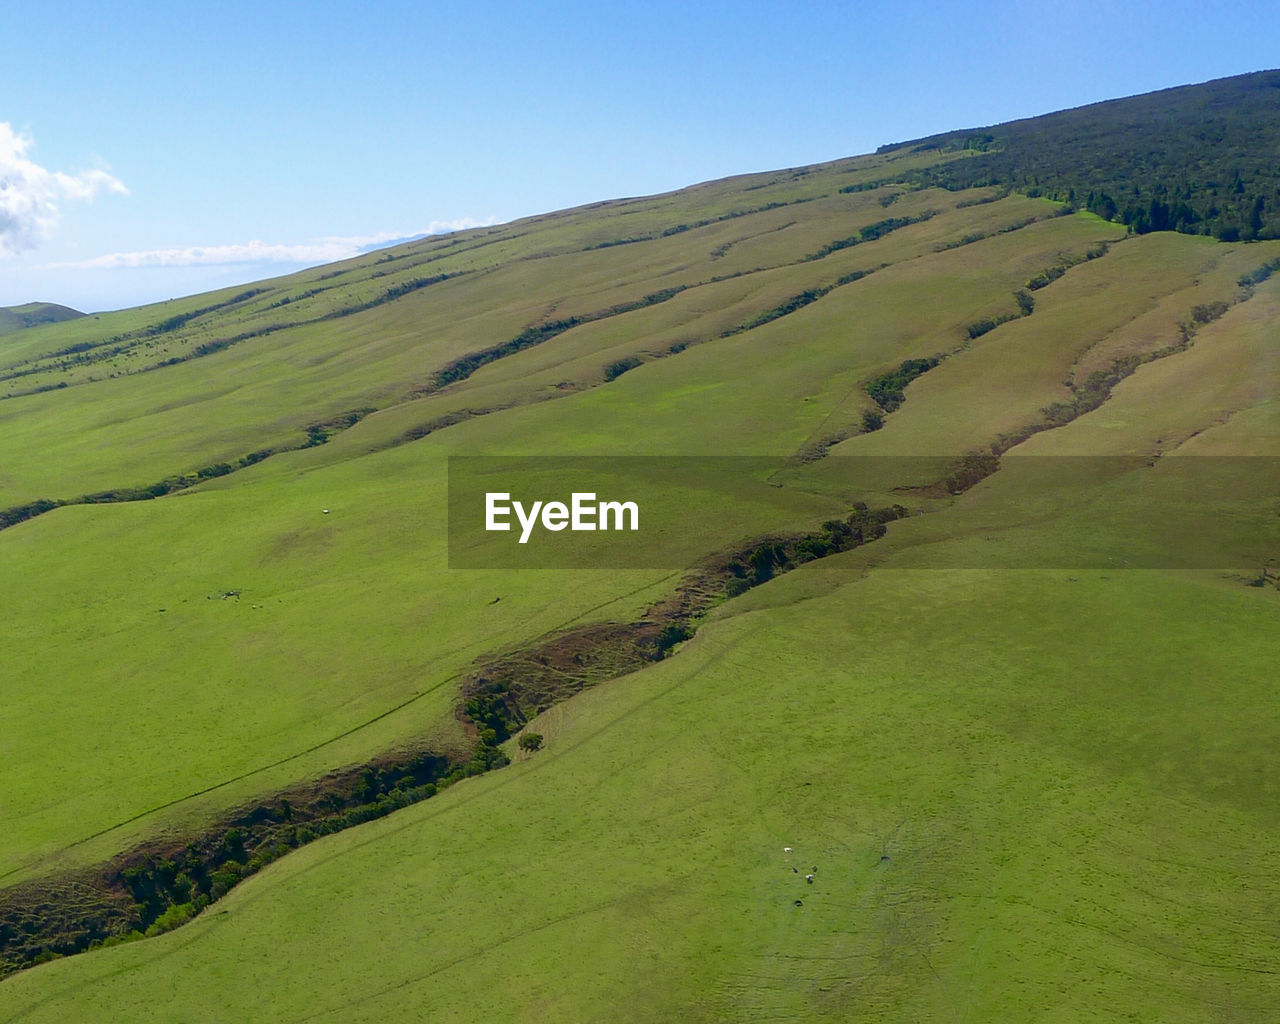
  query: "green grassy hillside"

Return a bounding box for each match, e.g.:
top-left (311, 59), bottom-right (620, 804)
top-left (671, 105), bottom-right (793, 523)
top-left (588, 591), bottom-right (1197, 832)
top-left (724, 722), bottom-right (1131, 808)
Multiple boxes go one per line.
top-left (1, 73), bottom-right (1278, 1021)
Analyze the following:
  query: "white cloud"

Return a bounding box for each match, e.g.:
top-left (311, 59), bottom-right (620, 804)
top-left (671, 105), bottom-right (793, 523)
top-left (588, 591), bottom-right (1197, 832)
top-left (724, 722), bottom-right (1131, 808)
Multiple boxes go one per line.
top-left (0, 123), bottom-right (128, 254)
top-left (47, 218), bottom-right (499, 271)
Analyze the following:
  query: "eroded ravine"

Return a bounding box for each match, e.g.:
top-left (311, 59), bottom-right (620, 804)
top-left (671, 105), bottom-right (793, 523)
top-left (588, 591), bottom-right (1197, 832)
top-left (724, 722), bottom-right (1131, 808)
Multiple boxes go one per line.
top-left (0, 504), bottom-right (910, 976)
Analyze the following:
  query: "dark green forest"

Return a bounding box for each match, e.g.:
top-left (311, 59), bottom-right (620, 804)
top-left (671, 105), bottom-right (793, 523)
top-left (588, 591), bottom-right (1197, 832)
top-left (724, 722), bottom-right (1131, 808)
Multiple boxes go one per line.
top-left (881, 70), bottom-right (1280, 240)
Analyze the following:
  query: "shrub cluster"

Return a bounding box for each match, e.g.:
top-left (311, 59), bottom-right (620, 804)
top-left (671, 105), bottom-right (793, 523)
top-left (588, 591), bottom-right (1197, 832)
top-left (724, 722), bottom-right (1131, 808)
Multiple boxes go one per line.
top-left (807, 211), bottom-right (939, 261)
top-left (966, 313), bottom-right (1019, 340)
top-left (865, 358), bottom-right (940, 413)
top-left (604, 356), bottom-right (643, 381)
top-left (1238, 258), bottom-right (1280, 288)
top-left (723, 504), bottom-right (909, 597)
top-left (0, 746), bottom-right (464, 973)
top-left (435, 288), bottom-right (687, 389)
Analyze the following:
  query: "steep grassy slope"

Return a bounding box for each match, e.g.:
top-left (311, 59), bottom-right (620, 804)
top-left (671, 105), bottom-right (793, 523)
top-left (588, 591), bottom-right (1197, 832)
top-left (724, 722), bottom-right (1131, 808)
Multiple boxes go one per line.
top-left (1, 187), bottom-right (1139, 885)
top-left (3, 75), bottom-right (1280, 1020)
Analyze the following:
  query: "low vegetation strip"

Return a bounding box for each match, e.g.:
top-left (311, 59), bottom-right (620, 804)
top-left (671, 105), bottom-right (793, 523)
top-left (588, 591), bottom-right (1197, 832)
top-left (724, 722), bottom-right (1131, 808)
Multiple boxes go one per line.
top-left (933, 213), bottom-right (1044, 252)
top-left (1238, 257), bottom-right (1280, 290)
top-left (582, 197), bottom-right (818, 251)
top-left (0, 501), bottom-right (910, 977)
top-left (1, 274), bottom-right (466, 400)
top-left (0, 289), bottom-right (268, 386)
top-left (0, 409), bottom-right (374, 535)
top-left (0, 499), bottom-right (60, 531)
top-left (805, 211), bottom-right (939, 260)
top-left (430, 286), bottom-right (688, 390)
top-left (141, 274), bottom-right (467, 376)
top-left (865, 358), bottom-right (940, 414)
top-left (1025, 241), bottom-right (1111, 290)
top-left (992, 295), bottom-right (1240, 454)
top-left (837, 177), bottom-right (901, 195)
top-left (719, 267), bottom-right (880, 339)
top-left (0, 750), bottom-right (463, 974)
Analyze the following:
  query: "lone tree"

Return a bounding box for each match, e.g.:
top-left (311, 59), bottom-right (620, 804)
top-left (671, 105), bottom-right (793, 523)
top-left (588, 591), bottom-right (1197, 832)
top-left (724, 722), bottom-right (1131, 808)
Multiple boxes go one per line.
top-left (518, 732), bottom-right (544, 753)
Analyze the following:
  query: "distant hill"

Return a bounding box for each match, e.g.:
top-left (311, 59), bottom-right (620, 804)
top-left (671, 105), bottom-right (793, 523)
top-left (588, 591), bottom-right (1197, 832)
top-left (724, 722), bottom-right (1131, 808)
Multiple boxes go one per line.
top-left (0, 302), bottom-right (85, 336)
top-left (882, 69), bottom-right (1280, 240)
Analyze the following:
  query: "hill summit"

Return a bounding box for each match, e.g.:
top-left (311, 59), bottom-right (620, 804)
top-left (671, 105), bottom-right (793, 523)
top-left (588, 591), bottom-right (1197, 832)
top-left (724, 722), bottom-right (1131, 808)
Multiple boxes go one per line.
top-left (0, 302), bottom-right (85, 336)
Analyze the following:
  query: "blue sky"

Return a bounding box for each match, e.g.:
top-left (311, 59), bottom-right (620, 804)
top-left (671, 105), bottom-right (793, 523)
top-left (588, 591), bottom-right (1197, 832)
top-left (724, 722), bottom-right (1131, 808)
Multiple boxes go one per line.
top-left (3, 0), bottom-right (1277, 312)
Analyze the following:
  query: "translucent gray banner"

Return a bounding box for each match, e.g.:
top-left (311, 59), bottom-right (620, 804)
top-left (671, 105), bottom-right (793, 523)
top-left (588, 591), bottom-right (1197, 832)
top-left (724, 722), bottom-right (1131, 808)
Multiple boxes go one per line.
top-left (447, 455), bottom-right (1280, 571)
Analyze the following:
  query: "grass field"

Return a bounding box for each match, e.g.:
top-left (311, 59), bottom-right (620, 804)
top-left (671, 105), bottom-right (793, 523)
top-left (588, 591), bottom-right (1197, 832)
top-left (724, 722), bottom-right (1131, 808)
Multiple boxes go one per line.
top-left (3, 567), bottom-right (1276, 1022)
top-left (2, 119), bottom-right (1279, 1020)
top-left (1, 159), bottom-right (1152, 878)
